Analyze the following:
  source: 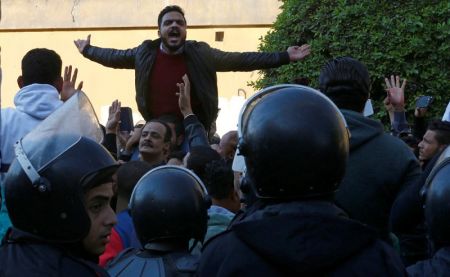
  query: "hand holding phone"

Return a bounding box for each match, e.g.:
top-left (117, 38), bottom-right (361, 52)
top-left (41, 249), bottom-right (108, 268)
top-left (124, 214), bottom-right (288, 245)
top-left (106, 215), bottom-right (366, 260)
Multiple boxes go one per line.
top-left (415, 96), bottom-right (433, 109)
top-left (119, 107), bottom-right (134, 132)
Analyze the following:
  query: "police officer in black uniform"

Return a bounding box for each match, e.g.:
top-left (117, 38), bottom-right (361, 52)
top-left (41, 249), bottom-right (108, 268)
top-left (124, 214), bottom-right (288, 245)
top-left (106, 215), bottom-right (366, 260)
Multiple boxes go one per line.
top-left (407, 146), bottom-right (450, 276)
top-left (106, 165), bottom-right (209, 276)
top-left (198, 85), bottom-right (406, 276)
top-left (0, 134), bottom-right (119, 276)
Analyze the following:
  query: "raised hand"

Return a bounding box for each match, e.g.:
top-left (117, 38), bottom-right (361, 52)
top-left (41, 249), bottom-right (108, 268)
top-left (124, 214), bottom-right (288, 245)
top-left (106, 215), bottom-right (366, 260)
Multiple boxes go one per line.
top-left (287, 44), bottom-right (311, 62)
top-left (177, 74), bottom-right (193, 117)
top-left (74, 34), bottom-right (91, 53)
top-left (60, 65), bottom-right (83, 101)
top-left (123, 125), bottom-right (143, 152)
top-left (415, 107), bottom-right (428, 118)
top-left (384, 75), bottom-right (406, 112)
top-left (105, 100), bottom-right (121, 134)
top-left (383, 96), bottom-right (394, 112)
top-left (383, 96), bottom-right (395, 124)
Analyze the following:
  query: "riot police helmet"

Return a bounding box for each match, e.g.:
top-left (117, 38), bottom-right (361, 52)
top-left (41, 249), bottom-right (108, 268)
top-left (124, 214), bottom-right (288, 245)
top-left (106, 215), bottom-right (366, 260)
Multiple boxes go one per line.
top-left (4, 134), bottom-right (118, 242)
top-left (424, 146), bottom-right (450, 248)
top-left (237, 84), bottom-right (349, 199)
top-left (130, 165), bottom-right (209, 251)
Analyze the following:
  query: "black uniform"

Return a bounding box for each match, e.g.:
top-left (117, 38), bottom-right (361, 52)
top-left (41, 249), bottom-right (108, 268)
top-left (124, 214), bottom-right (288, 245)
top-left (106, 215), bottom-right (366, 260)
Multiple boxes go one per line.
top-left (199, 201), bottom-right (406, 276)
top-left (107, 248), bottom-right (199, 277)
top-left (0, 228), bottom-right (108, 277)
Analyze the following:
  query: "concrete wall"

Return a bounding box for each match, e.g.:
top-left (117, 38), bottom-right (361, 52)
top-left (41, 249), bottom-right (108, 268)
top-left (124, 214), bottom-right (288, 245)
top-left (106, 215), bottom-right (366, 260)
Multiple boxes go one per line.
top-left (0, 0), bottom-right (282, 135)
top-left (0, 0), bottom-right (281, 28)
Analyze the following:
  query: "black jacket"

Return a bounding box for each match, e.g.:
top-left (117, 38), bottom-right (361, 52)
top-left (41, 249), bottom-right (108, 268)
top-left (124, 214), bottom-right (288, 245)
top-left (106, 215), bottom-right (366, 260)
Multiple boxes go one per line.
top-left (183, 114), bottom-right (209, 148)
top-left (390, 151), bottom-right (443, 266)
top-left (107, 248), bottom-right (199, 277)
top-left (335, 110), bottom-right (421, 239)
top-left (82, 39), bottom-right (290, 129)
top-left (0, 228), bottom-right (108, 277)
top-left (198, 201), bottom-right (406, 276)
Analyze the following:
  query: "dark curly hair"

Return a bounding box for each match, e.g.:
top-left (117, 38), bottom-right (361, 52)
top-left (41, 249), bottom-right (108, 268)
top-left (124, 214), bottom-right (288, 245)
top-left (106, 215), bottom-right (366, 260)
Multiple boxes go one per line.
top-left (428, 120), bottom-right (450, 145)
top-left (21, 48), bottom-right (62, 86)
top-left (319, 57), bottom-right (370, 112)
top-left (204, 159), bottom-right (234, 200)
top-left (158, 5), bottom-right (186, 28)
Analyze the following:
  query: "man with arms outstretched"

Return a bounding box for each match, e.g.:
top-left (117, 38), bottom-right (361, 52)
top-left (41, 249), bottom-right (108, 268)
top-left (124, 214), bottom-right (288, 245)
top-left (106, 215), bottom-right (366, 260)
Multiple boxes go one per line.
top-left (74, 5), bottom-right (310, 130)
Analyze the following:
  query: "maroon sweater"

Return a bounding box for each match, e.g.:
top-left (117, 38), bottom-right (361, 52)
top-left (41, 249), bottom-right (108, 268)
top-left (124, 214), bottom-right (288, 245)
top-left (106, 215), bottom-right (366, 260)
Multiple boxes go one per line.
top-left (147, 49), bottom-right (187, 120)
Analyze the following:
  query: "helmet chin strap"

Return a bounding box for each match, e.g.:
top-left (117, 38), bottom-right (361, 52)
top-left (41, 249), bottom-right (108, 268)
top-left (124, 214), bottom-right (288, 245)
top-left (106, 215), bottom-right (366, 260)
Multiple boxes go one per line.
top-left (14, 139), bottom-right (50, 192)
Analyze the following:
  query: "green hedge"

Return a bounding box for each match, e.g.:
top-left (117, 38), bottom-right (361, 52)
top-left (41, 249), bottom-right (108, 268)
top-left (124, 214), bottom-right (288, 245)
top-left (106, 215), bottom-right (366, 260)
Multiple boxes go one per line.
top-left (253, 0), bottom-right (450, 123)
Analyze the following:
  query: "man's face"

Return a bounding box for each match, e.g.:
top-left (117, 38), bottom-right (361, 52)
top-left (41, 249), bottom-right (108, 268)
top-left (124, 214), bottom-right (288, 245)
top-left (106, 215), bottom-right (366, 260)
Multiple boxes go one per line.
top-left (82, 182), bottom-right (117, 256)
top-left (139, 122), bottom-right (170, 157)
top-left (158, 11), bottom-right (187, 53)
top-left (418, 130), bottom-right (444, 162)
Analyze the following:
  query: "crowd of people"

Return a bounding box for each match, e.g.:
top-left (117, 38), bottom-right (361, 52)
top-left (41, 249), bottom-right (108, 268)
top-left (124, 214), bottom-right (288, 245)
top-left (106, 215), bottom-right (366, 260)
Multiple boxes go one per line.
top-left (1, 4), bottom-right (450, 277)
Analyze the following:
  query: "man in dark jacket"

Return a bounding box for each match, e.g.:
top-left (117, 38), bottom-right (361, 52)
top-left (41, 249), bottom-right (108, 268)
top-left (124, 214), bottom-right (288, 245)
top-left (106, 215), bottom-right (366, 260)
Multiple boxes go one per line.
top-left (390, 120), bottom-right (450, 265)
top-left (0, 134), bottom-right (118, 276)
top-left (407, 147), bottom-right (450, 276)
top-left (417, 120), bottom-right (450, 169)
top-left (318, 57), bottom-right (421, 242)
top-left (198, 85), bottom-right (405, 276)
top-left (74, 5), bottom-right (310, 130)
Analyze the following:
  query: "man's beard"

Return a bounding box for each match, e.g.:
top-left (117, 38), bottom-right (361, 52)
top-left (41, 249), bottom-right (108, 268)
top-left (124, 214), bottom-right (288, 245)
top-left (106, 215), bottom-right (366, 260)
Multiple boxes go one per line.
top-left (162, 37), bottom-right (185, 53)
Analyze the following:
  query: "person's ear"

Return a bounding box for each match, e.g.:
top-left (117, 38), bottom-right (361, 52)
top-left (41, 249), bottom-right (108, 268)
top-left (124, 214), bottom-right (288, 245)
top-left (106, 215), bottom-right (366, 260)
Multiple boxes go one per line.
top-left (231, 190), bottom-right (240, 202)
top-left (163, 141), bottom-right (170, 155)
top-left (54, 76), bottom-right (63, 92)
top-left (158, 29), bottom-right (161, 37)
top-left (17, 76), bottom-right (24, 88)
top-left (229, 189), bottom-right (241, 213)
top-left (227, 186), bottom-right (239, 202)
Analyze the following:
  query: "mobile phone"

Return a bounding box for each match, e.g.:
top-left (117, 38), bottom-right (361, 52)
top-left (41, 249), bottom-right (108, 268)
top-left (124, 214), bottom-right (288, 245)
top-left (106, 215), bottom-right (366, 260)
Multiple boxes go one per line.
top-left (119, 107), bottom-right (134, 132)
top-left (415, 96), bottom-right (433, 109)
